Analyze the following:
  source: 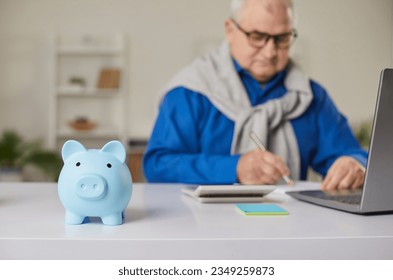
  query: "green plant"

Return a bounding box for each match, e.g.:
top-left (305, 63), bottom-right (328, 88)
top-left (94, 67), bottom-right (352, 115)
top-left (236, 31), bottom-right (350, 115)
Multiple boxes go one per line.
top-left (0, 130), bottom-right (62, 181)
top-left (353, 120), bottom-right (373, 149)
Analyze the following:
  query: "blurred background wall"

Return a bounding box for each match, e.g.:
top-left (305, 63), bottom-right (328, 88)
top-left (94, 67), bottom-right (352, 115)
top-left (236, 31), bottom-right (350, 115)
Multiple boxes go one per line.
top-left (0, 0), bottom-right (392, 144)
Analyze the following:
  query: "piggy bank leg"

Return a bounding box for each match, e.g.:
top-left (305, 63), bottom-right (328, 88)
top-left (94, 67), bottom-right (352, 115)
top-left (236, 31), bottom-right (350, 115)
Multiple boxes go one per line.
top-left (65, 211), bottom-right (86, 225)
top-left (101, 212), bottom-right (123, 226)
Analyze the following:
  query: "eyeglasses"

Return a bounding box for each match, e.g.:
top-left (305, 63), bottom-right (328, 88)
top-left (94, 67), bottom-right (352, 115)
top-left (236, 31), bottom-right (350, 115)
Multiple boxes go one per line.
top-left (231, 18), bottom-right (297, 49)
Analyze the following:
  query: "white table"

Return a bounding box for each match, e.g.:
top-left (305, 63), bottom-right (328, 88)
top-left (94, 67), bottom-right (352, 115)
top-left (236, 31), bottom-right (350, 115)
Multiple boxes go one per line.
top-left (1, 182), bottom-right (392, 259)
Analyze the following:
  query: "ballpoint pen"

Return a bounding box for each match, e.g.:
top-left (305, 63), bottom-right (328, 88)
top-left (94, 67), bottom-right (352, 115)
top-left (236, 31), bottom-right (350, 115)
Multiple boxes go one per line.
top-left (249, 131), bottom-right (294, 185)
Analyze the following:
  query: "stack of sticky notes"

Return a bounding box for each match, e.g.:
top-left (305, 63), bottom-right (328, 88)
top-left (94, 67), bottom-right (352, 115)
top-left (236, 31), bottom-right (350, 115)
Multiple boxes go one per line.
top-left (236, 203), bottom-right (288, 216)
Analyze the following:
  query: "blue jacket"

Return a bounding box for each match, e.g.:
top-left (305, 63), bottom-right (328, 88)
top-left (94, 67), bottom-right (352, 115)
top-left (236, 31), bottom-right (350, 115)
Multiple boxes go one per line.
top-left (143, 61), bottom-right (368, 184)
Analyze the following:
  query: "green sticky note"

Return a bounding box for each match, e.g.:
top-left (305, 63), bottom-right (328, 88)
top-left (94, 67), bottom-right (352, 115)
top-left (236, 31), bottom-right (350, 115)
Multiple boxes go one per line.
top-left (236, 203), bottom-right (288, 216)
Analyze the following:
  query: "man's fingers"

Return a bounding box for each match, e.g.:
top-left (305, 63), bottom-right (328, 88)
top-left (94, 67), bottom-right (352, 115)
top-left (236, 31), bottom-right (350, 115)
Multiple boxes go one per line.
top-left (237, 149), bottom-right (292, 185)
top-left (262, 152), bottom-right (290, 177)
top-left (338, 172), bottom-right (356, 189)
top-left (321, 157), bottom-right (365, 190)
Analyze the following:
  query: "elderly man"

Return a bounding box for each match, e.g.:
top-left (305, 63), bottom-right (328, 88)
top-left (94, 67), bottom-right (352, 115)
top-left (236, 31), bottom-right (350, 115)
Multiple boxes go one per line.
top-left (143, 0), bottom-right (367, 190)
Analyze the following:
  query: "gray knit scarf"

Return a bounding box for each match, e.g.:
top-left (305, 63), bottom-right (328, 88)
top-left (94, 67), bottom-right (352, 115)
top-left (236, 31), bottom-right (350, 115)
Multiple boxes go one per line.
top-left (161, 42), bottom-right (313, 180)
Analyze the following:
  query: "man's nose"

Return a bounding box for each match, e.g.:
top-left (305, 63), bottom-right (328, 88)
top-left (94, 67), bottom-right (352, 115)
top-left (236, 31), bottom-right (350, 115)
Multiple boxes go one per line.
top-left (260, 37), bottom-right (278, 58)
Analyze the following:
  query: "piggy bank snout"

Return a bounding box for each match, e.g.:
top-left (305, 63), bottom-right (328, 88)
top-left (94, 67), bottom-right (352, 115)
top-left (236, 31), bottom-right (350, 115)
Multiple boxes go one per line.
top-left (76, 174), bottom-right (108, 200)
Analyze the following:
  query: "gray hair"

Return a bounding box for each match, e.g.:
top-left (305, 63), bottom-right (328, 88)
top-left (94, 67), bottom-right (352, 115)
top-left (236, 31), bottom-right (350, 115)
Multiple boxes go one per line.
top-left (230, 0), bottom-right (295, 25)
top-left (230, 0), bottom-right (245, 20)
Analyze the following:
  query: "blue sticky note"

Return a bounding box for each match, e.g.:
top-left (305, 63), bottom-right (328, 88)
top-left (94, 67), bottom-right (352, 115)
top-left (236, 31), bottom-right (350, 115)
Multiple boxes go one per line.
top-left (236, 203), bottom-right (288, 215)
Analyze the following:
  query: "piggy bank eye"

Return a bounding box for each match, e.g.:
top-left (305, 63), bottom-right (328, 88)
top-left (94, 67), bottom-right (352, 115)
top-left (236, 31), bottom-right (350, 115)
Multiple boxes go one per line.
top-left (107, 163), bottom-right (112, 168)
top-left (76, 162), bottom-right (81, 167)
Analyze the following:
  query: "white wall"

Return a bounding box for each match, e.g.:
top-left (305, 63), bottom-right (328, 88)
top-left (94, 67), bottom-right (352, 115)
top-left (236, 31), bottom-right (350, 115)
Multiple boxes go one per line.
top-left (292, 0), bottom-right (393, 124)
top-left (0, 0), bottom-right (392, 145)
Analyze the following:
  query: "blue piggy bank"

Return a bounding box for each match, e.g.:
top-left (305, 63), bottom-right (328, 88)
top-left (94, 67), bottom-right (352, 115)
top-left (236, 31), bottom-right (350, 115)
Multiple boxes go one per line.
top-left (58, 140), bottom-right (132, 226)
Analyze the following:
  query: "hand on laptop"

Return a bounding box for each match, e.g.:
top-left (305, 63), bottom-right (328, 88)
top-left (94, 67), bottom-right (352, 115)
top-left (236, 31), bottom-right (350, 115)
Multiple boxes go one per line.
top-left (321, 156), bottom-right (365, 190)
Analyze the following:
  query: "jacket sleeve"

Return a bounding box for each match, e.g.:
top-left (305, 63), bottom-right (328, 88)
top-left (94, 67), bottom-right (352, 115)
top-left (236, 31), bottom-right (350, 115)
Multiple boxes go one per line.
top-left (310, 83), bottom-right (368, 176)
top-left (143, 87), bottom-right (240, 184)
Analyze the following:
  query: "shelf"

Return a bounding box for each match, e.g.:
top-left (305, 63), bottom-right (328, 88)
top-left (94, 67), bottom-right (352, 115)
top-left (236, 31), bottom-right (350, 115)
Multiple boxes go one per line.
top-left (57, 86), bottom-right (121, 97)
top-left (57, 127), bottom-right (120, 139)
top-left (48, 33), bottom-right (128, 150)
top-left (57, 46), bottom-right (123, 55)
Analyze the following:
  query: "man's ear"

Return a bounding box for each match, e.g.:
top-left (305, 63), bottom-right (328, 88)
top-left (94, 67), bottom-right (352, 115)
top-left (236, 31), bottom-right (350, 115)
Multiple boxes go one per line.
top-left (224, 18), bottom-right (235, 43)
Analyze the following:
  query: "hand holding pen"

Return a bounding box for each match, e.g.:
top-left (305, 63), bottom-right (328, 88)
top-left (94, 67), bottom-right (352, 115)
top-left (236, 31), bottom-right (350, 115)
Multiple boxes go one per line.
top-left (249, 132), bottom-right (294, 185)
top-left (236, 132), bottom-right (294, 185)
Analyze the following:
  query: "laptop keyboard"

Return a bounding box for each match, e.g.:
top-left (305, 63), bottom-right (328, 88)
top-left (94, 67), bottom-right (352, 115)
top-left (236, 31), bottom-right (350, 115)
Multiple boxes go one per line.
top-left (300, 190), bottom-right (362, 205)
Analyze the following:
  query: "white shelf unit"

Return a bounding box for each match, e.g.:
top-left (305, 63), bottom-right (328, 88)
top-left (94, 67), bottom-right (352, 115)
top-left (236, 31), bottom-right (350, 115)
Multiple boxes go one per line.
top-left (49, 34), bottom-right (128, 150)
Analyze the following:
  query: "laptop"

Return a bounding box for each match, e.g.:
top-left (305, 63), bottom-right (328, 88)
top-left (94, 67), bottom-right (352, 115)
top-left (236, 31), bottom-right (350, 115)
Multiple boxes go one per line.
top-left (287, 68), bottom-right (393, 214)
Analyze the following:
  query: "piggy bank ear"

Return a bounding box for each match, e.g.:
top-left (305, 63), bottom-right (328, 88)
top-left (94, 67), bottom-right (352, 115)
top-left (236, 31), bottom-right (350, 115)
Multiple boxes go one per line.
top-left (62, 140), bottom-right (87, 161)
top-left (101, 141), bottom-right (126, 163)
